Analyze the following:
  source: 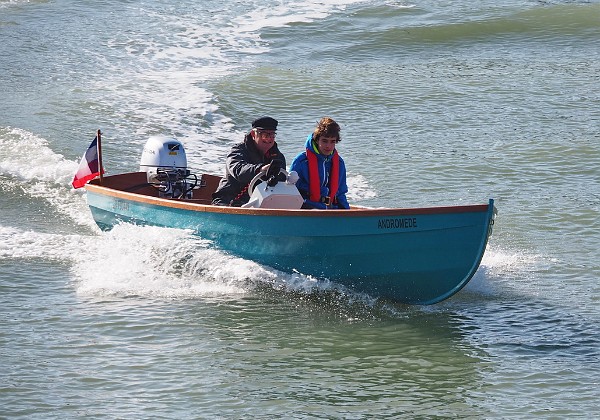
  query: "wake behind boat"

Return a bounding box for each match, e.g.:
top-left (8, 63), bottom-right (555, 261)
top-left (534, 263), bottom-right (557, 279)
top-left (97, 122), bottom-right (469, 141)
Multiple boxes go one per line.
top-left (81, 134), bottom-right (497, 304)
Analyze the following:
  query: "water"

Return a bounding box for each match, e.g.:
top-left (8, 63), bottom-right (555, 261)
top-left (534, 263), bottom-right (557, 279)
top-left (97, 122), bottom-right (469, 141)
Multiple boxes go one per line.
top-left (1, 0), bottom-right (599, 417)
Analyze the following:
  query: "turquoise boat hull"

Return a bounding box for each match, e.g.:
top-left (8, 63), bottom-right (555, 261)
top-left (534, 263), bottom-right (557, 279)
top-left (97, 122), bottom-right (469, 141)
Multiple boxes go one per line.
top-left (85, 172), bottom-right (496, 304)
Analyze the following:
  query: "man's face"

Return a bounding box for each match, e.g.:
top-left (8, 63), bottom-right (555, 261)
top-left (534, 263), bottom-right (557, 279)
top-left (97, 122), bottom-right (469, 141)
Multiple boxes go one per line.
top-left (253, 129), bottom-right (276, 154)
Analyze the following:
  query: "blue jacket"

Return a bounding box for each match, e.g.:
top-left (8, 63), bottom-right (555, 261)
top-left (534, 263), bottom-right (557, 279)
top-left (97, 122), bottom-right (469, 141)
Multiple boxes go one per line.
top-left (290, 134), bottom-right (349, 209)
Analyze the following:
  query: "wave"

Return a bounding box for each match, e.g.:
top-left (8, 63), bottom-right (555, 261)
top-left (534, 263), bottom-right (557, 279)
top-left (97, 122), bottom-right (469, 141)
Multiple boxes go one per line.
top-left (0, 221), bottom-right (367, 305)
top-left (277, 3), bottom-right (600, 60)
top-left (0, 0), bottom-right (49, 9)
top-left (0, 127), bottom-right (77, 183)
top-left (376, 4), bottom-right (600, 46)
top-left (0, 127), bottom-right (94, 227)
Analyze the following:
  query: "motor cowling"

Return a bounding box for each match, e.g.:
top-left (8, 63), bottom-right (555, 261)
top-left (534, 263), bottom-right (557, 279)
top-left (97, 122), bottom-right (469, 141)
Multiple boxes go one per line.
top-left (242, 170), bottom-right (304, 209)
top-left (139, 136), bottom-right (195, 199)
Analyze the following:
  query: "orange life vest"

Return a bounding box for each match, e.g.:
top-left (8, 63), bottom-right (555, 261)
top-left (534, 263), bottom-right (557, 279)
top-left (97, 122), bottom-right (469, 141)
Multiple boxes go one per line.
top-left (306, 148), bottom-right (339, 204)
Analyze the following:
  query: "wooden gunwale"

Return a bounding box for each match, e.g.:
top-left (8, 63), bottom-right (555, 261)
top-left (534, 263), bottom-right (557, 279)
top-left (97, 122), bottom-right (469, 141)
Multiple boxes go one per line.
top-left (86, 172), bottom-right (490, 217)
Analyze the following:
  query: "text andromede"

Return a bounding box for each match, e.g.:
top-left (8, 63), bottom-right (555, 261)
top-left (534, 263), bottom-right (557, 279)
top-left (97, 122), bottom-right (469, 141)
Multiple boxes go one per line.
top-left (378, 217), bottom-right (417, 229)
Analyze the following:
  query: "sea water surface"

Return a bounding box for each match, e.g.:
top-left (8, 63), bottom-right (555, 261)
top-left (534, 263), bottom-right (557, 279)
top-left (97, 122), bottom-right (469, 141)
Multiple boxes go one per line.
top-left (1, 0), bottom-right (599, 418)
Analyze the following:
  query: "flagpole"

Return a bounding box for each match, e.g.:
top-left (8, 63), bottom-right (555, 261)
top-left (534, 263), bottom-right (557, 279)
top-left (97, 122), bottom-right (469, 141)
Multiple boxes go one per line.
top-left (97, 129), bottom-right (104, 184)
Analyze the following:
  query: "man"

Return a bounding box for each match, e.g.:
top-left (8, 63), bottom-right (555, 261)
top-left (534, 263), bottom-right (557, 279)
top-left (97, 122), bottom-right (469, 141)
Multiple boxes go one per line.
top-left (212, 116), bottom-right (286, 206)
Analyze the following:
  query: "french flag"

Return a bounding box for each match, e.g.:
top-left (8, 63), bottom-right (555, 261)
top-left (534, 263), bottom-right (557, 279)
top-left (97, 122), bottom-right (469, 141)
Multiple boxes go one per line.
top-left (72, 136), bottom-right (104, 189)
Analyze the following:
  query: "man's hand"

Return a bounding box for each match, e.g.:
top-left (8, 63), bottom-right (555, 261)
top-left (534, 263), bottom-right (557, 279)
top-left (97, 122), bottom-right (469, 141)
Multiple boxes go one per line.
top-left (266, 160), bottom-right (282, 179)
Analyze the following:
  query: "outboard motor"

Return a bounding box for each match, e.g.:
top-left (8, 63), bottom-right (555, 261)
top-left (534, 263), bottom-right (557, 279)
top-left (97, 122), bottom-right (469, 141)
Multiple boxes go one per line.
top-left (139, 136), bottom-right (196, 199)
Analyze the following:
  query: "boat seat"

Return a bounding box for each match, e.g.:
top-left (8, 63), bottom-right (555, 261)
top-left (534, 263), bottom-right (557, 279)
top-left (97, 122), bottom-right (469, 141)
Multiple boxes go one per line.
top-left (191, 173), bottom-right (221, 202)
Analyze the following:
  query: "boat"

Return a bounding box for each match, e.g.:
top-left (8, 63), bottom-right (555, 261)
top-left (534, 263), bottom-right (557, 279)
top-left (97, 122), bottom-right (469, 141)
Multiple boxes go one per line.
top-left (83, 135), bottom-right (497, 304)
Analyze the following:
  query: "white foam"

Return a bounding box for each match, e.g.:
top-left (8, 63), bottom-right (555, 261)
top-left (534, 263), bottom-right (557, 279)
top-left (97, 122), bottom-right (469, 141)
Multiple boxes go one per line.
top-left (70, 223), bottom-right (334, 300)
top-left (347, 173), bottom-right (377, 202)
top-left (0, 127), bottom-right (77, 183)
top-left (0, 0), bottom-right (34, 9)
top-left (481, 246), bottom-right (544, 276)
top-left (73, 0), bottom-right (370, 173)
top-left (0, 225), bottom-right (92, 260)
top-left (0, 127), bottom-right (96, 228)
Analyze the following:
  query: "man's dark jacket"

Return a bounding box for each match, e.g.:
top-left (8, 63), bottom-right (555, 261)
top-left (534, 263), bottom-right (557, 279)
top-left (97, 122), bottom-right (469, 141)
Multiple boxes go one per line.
top-left (212, 133), bottom-right (286, 206)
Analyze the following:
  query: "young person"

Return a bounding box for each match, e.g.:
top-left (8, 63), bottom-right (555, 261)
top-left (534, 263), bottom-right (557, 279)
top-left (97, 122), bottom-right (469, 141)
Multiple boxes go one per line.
top-left (290, 117), bottom-right (349, 209)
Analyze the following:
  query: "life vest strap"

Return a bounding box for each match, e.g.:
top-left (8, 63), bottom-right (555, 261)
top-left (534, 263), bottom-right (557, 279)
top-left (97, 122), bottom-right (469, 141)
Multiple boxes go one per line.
top-left (306, 148), bottom-right (339, 203)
